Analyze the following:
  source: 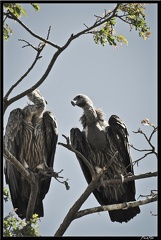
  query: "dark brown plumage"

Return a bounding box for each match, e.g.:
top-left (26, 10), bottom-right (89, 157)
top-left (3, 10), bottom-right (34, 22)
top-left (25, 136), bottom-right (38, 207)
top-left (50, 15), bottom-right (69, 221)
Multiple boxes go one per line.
top-left (4, 89), bottom-right (58, 219)
top-left (70, 94), bottom-right (140, 223)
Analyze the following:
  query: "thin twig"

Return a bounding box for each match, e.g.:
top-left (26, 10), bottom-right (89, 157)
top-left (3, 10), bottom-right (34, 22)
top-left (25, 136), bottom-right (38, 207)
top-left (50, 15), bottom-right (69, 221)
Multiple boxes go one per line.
top-left (129, 125), bottom-right (158, 166)
top-left (149, 127), bottom-right (158, 142)
top-left (18, 39), bottom-right (39, 51)
top-left (83, 23), bottom-right (88, 29)
top-left (46, 26), bottom-right (51, 40)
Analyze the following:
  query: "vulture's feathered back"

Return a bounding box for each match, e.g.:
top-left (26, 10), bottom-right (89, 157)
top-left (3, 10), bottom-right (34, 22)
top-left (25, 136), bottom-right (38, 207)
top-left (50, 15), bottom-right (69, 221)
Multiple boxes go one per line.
top-left (70, 94), bottom-right (140, 223)
top-left (4, 89), bottom-right (58, 219)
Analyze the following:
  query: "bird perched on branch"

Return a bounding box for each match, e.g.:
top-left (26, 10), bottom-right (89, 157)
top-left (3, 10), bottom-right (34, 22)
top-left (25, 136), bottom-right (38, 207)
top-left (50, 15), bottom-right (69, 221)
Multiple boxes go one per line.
top-left (70, 94), bottom-right (140, 223)
top-left (4, 89), bottom-right (58, 219)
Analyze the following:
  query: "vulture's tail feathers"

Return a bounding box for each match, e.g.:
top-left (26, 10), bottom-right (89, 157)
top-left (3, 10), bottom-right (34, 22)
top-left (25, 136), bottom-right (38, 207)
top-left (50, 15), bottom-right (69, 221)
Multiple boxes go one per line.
top-left (109, 206), bottom-right (140, 223)
top-left (14, 199), bottom-right (44, 219)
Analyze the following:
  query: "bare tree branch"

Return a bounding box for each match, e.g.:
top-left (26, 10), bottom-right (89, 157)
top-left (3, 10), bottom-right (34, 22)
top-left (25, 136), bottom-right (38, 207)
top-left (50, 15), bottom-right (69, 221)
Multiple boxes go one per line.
top-left (54, 148), bottom-right (119, 237)
top-left (149, 127), bottom-right (158, 143)
top-left (3, 11), bottom-right (61, 49)
top-left (18, 39), bottom-right (41, 50)
top-left (102, 171), bottom-right (157, 188)
top-left (3, 27), bottom-right (51, 114)
top-left (3, 52), bottom-right (45, 115)
top-left (59, 134), bottom-right (119, 181)
top-left (130, 125), bottom-right (158, 167)
top-left (75, 195), bottom-right (158, 219)
top-left (59, 134), bottom-right (157, 187)
top-left (3, 43), bottom-right (67, 114)
top-left (3, 142), bottom-right (31, 182)
top-left (58, 135), bottom-right (96, 178)
top-left (138, 190), bottom-right (157, 199)
top-left (132, 126), bottom-right (157, 153)
top-left (26, 173), bottom-right (39, 221)
top-left (4, 4), bottom-right (120, 50)
top-left (54, 168), bottom-right (157, 236)
top-left (54, 166), bottom-right (106, 237)
top-left (68, 4), bottom-right (120, 40)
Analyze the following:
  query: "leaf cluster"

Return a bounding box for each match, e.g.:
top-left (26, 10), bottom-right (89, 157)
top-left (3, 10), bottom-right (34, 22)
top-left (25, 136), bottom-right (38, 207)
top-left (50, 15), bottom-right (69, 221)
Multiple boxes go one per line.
top-left (3, 188), bottom-right (40, 236)
top-left (4, 3), bottom-right (27, 18)
top-left (3, 210), bottom-right (40, 237)
top-left (94, 17), bottom-right (118, 46)
top-left (3, 187), bottom-right (10, 202)
top-left (93, 3), bottom-right (151, 47)
top-left (3, 23), bottom-right (13, 41)
top-left (119, 3), bottom-right (151, 39)
top-left (3, 3), bottom-right (40, 41)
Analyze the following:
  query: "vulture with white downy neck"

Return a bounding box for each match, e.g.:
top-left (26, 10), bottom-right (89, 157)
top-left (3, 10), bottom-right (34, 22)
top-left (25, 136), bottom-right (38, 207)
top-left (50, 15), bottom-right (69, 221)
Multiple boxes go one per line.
top-left (70, 94), bottom-right (140, 223)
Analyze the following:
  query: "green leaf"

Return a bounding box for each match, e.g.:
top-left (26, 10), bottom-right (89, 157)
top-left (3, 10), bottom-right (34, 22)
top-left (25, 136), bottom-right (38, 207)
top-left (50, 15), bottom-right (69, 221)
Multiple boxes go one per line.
top-left (3, 187), bottom-right (10, 201)
top-left (31, 3), bottom-right (40, 11)
top-left (110, 17), bottom-right (116, 25)
top-left (116, 34), bottom-right (128, 45)
top-left (19, 5), bottom-right (27, 16)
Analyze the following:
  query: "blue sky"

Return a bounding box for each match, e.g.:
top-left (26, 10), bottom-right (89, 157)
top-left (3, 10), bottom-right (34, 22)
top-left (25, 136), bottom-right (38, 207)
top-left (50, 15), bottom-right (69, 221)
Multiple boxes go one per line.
top-left (3, 3), bottom-right (157, 237)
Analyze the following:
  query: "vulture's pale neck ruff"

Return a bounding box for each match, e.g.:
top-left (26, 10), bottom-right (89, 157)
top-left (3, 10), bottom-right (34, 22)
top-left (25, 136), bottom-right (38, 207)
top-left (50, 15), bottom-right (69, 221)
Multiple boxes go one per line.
top-left (81, 100), bottom-right (107, 151)
top-left (83, 103), bottom-right (98, 123)
top-left (25, 89), bottom-right (47, 123)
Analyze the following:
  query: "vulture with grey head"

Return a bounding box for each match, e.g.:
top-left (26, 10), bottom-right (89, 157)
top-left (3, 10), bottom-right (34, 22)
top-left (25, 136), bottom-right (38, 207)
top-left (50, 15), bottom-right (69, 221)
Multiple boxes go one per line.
top-left (4, 89), bottom-right (58, 219)
top-left (70, 94), bottom-right (140, 223)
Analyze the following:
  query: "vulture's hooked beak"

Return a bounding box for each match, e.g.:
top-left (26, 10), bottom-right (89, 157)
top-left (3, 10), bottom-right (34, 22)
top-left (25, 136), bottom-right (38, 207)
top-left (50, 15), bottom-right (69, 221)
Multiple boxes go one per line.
top-left (71, 100), bottom-right (76, 106)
